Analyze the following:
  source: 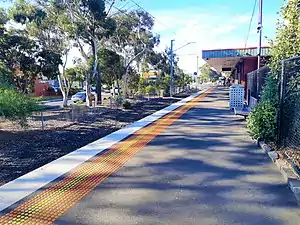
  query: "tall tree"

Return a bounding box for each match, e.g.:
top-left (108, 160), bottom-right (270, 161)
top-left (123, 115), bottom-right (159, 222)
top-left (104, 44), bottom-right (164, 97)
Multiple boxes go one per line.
top-left (105, 9), bottom-right (159, 96)
top-left (9, 0), bottom-right (79, 106)
top-left (199, 63), bottom-right (211, 82)
top-left (1, 2), bottom-right (62, 93)
top-left (98, 48), bottom-right (123, 91)
top-left (269, 0), bottom-right (300, 77)
top-left (56, 0), bottom-right (116, 106)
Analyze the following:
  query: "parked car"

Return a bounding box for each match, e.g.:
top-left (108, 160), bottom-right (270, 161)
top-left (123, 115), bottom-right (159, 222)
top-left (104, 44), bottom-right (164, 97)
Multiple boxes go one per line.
top-left (71, 91), bottom-right (96, 102)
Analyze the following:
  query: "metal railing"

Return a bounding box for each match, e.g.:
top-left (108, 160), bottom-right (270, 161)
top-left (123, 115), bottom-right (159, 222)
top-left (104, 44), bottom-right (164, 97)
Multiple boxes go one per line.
top-left (247, 66), bottom-right (269, 102)
top-left (278, 56), bottom-right (300, 151)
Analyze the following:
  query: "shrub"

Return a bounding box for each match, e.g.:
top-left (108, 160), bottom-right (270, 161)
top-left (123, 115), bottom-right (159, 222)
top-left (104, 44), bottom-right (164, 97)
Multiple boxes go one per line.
top-left (260, 75), bottom-right (278, 104)
top-left (0, 62), bottom-right (12, 86)
top-left (145, 85), bottom-right (155, 95)
top-left (0, 87), bottom-right (39, 126)
top-left (76, 99), bottom-right (84, 105)
top-left (123, 100), bottom-right (132, 109)
top-left (247, 99), bottom-right (277, 142)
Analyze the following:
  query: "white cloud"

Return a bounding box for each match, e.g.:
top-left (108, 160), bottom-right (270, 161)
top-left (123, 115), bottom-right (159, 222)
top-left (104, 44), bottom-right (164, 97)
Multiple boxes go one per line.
top-left (152, 7), bottom-right (274, 73)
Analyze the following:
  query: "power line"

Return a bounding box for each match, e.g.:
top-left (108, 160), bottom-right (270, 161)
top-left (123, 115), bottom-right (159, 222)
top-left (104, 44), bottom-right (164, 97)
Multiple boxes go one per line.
top-left (128, 0), bottom-right (191, 45)
top-left (104, 0), bottom-right (142, 23)
top-left (244, 0), bottom-right (258, 49)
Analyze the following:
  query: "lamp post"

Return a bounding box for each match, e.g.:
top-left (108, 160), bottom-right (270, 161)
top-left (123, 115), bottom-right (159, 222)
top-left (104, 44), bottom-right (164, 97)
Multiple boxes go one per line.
top-left (257, 0), bottom-right (263, 70)
top-left (169, 40), bottom-right (175, 97)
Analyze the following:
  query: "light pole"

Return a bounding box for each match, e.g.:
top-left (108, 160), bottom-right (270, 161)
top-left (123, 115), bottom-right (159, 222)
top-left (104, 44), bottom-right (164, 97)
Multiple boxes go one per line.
top-left (196, 56), bottom-right (199, 87)
top-left (169, 41), bottom-right (196, 97)
top-left (257, 0), bottom-right (263, 70)
top-left (169, 40), bottom-right (175, 97)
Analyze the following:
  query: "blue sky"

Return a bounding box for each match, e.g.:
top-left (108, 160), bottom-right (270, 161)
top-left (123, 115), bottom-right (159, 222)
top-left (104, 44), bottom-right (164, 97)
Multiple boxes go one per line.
top-left (1, 0), bottom-right (284, 72)
top-left (132, 0), bottom-right (284, 71)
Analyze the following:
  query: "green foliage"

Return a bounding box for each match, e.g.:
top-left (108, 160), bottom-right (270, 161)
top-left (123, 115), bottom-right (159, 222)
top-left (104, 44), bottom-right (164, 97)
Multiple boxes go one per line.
top-left (65, 64), bottom-right (87, 82)
top-left (174, 69), bottom-right (191, 87)
top-left (0, 62), bottom-right (13, 86)
top-left (138, 77), bottom-right (147, 94)
top-left (0, 63), bottom-right (39, 127)
top-left (1, 1), bottom-right (62, 93)
top-left (122, 100), bottom-right (132, 109)
top-left (154, 75), bottom-right (170, 96)
top-left (247, 74), bottom-right (279, 142)
top-left (247, 100), bottom-right (277, 142)
top-left (145, 85), bottom-right (156, 95)
top-left (268, 0), bottom-right (300, 78)
top-left (0, 8), bottom-right (8, 35)
top-left (199, 63), bottom-right (219, 82)
top-left (9, 0), bottom-right (46, 25)
top-left (260, 75), bottom-right (279, 105)
top-left (127, 67), bottom-right (140, 94)
top-left (76, 99), bottom-right (84, 105)
top-left (147, 51), bottom-right (170, 75)
top-left (98, 48), bottom-right (123, 87)
top-left (0, 86), bottom-right (39, 126)
top-left (247, 0), bottom-right (300, 143)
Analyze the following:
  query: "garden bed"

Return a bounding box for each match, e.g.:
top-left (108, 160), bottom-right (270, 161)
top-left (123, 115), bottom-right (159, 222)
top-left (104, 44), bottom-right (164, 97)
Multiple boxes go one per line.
top-left (277, 148), bottom-right (300, 173)
top-left (0, 97), bottom-right (182, 186)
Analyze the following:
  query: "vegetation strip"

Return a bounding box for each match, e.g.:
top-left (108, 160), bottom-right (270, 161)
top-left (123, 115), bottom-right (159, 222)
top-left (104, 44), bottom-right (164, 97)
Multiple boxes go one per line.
top-left (0, 88), bottom-right (213, 224)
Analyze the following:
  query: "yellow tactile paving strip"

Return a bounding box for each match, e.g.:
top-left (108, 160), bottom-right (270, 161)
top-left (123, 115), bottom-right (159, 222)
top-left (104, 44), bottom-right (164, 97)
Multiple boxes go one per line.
top-left (0, 88), bottom-right (213, 225)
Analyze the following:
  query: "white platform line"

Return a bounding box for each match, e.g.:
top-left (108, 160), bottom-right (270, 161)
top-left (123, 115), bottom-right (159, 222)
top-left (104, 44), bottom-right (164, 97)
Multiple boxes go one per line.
top-left (0, 88), bottom-right (209, 212)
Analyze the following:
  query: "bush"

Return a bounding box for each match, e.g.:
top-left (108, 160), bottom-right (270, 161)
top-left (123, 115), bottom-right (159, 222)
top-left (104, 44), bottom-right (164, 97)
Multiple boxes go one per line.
top-left (247, 99), bottom-right (277, 142)
top-left (0, 63), bottom-right (13, 86)
top-left (145, 85), bottom-right (155, 95)
top-left (260, 75), bottom-right (278, 104)
top-left (122, 100), bottom-right (132, 109)
top-left (0, 87), bottom-right (39, 126)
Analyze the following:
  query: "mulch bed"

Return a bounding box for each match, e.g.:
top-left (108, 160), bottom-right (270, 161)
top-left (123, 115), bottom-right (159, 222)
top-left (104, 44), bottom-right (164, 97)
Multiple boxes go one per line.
top-left (276, 147), bottom-right (300, 176)
top-left (0, 97), bottom-right (181, 186)
top-left (282, 149), bottom-right (300, 170)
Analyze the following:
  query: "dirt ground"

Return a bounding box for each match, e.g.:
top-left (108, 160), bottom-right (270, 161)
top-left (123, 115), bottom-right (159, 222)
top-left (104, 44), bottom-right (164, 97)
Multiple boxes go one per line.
top-left (0, 97), bottom-right (183, 186)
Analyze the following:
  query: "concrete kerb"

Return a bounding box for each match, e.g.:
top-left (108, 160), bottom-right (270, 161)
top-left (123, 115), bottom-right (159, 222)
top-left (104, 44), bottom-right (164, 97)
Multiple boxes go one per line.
top-left (258, 141), bottom-right (300, 206)
top-left (0, 88), bottom-right (210, 213)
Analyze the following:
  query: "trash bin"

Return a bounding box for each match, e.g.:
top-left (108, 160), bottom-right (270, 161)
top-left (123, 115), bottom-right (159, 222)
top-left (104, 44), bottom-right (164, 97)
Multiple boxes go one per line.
top-left (229, 84), bottom-right (244, 110)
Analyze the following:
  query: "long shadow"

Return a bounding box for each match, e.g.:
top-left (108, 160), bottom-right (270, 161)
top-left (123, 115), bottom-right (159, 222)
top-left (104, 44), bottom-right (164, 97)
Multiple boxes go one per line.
top-left (2, 87), bottom-right (300, 224)
top-left (0, 98), bottom-right (179, 186)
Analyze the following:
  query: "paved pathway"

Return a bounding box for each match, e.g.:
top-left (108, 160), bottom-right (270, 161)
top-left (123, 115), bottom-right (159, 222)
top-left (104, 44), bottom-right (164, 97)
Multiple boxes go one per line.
top-left (1, 87), bottom-right (300, 225)
top-left (55, 87), bottom-right (300, 224)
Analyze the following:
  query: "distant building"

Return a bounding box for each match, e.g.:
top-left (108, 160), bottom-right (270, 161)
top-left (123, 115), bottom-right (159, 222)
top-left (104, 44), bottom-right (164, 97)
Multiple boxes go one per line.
top-left (202, 46), bottom-right (271, 98)
top-left (141, 70), bottom-right (161, 81)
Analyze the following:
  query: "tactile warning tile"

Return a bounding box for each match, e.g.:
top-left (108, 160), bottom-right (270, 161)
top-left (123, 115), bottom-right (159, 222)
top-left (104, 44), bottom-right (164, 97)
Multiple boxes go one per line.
top-left (0, 88), bottom-right (213, 224)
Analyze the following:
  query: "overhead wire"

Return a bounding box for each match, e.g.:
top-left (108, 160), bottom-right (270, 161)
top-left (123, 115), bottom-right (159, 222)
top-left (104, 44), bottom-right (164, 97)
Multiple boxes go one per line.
top-left (104, 0), bottom-right (193, 62)
top-left (128, 0), bottom-right (193, 50)
top-left (244, 0), bottom-right (258, 50)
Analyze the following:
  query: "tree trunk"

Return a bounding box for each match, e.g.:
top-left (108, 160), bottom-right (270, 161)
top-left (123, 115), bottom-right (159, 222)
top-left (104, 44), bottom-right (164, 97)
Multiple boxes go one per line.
top-left (123, 65), bottom-right (130, 97)
top-left (116, 78), bottom-right (120, 96)
top-left (86, 76), bottom-right (92, 107)
top-left (58, 74), bottom-right (68, 108)
top-left (87, 37), bottom-right (99, 107)
top-left (62, 91), bottom-right (68, 107)
top-left (96, 63), bottom-right (102, 105)
top-left (123, 49), bottom-right (147, 97)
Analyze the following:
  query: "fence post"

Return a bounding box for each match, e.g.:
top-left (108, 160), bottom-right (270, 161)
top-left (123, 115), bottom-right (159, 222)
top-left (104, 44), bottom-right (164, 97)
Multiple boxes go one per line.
top-left (277, 60), bottom-right (286, 146)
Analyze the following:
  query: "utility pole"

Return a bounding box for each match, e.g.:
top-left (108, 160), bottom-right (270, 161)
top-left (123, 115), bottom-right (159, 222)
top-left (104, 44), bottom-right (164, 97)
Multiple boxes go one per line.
top-left (170, 39), bottom-right (175, 97)
top-left (257, 0), bottom-right (263, 70)
top-left (196, 56), bottom-right (199, 88)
